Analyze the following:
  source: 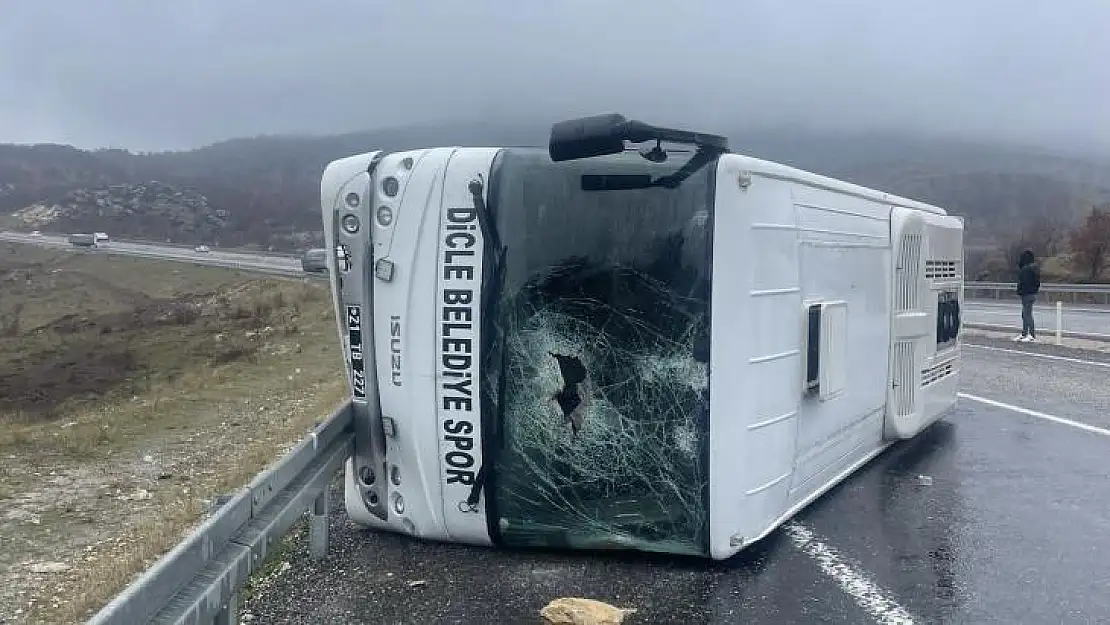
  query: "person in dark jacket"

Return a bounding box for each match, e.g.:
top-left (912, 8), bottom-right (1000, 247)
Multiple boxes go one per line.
top-left (1015, 249), bottom-right (1041, 342)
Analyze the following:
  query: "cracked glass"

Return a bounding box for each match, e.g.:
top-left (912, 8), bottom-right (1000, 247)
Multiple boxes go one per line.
top-left (482, 147), bottom-right (715, 556)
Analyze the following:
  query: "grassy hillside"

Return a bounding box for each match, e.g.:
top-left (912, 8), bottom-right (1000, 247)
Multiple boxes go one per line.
top-left (0, 243), bottom-right (347, 623)
top-left (3, 120), bottom-right (1109, 251)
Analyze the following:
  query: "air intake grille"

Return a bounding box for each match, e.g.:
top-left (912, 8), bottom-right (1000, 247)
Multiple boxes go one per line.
top-left (925, 259), bottom-right (959, 280)
top-left (892, 341), bottom-right (916, 417)
top-left (922, 360), bottom-right (955, 386)
top-left (895, 233), bottom-right (923, 311)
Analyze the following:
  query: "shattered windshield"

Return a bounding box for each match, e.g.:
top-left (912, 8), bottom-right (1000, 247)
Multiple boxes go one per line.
top-left (482, 147), bottom-right (715, 556)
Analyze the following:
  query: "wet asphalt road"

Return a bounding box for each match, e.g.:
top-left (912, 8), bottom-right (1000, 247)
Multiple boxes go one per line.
top-left (963, 300), bottom-right (1110, 337)
top-left (241, 336), bottom-right (1110, 625)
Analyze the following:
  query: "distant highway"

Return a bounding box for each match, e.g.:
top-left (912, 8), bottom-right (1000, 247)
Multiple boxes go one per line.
top-left (0, 231), bottom-right (304, 277)
top-left (5, 229), bottom-right (1109, 338)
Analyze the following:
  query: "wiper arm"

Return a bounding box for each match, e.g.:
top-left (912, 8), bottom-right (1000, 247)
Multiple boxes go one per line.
top-left (580, 146), bottom-right (721, 192)
top-left (651, 146), bottom-right (719, 188)
top-left (465, 177), bottom-right (506, 511)
top-left (468, 178), bottom-right (504, 254)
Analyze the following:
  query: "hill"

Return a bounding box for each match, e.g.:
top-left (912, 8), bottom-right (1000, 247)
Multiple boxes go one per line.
top-left (2, 120), bottom-right (1109, 251)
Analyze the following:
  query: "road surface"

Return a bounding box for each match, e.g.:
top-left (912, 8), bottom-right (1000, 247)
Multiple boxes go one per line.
top-left (236, 335), bottom-right (1110, 624)
top-left (0, 231), bottom-right (303, 277)
top-left (963, 300), bottom-right (1110, 338)
top-left (5, 231), bottom-right (1110, 623)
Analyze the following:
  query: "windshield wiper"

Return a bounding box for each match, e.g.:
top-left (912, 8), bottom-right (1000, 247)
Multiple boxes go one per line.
top-left (465, 176), bottom-right (505, 512)
top-left (580, 146), bottom-right (719, 192)
top-left (468, 177), bottom-right (503, 254)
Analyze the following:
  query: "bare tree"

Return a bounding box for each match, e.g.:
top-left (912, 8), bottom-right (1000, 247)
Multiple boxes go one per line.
top-left (1027, 212), bottom-right (1068, 257)
top-left (1003, 212), bottom-right (1069, 270)
top-left (1069, 205), bottom-right (1110, 282)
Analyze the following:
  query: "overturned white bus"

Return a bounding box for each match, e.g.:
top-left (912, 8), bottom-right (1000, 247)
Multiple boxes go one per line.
top-left (319, 114), bottom-right (963, 560)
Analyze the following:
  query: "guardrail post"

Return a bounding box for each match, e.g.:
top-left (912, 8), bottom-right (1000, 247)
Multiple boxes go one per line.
top-left (214, 593), bottom-right (239, 625)
top-left (309, 488), bottom-right (329, 560)
top-left (1056, 301), bottom-right (1063, 345)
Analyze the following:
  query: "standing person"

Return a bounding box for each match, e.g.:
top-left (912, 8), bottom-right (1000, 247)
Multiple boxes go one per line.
top-left (1015, 249), bottom-right (1041, 342)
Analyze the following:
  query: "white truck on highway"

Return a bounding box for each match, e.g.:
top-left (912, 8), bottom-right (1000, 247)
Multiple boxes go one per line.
top-left (301, 247), bottom-right (329, 273)
top-left (68, 233), bottom-right (97, 247)
top-left (319, 113), bottom-right (964, 560)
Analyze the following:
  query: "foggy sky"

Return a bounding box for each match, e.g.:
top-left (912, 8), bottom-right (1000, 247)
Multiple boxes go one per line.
top-left (2, 0), bottom-right (1108, 154)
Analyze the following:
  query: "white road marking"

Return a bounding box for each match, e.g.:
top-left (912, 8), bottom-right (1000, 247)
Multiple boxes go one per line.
top-left (958, 393), bottom-right (1110, 438)
top-left (964, 344), bottom-right (1110, 369)
top-left (785, 522), bottom-right (916, 625)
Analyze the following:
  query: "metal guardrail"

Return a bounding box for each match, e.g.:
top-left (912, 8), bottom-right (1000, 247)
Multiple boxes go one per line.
top-left (118, 251), bottom-right (316, 282)
top-left (966, 281), bottom-right (1110, 293)
top-left (87, 402), bottom-right (354, 625)
top-left (966, 281), bottom-right (1110, 304)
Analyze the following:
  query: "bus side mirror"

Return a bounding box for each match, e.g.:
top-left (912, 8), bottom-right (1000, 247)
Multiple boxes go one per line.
top-left (550, 114), bottom-right (630, 162)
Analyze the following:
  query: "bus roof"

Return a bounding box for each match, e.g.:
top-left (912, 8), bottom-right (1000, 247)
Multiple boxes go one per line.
top-left (725, 153), bottom-right (949, 216)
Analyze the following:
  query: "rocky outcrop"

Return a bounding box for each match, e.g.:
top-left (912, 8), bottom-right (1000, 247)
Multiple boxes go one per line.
top-left (12, 181), bottom-right (230, 242)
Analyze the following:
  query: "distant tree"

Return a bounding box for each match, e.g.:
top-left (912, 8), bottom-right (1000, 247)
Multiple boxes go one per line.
top-left (1003, 215), bottom-right (1061, 270)
top-left (1027, 212), bottom-right (1068, 257)
top-left (1069, 205), bottom-right (1110, 282)
top-left (964, 248), bottom-right (1008, 281)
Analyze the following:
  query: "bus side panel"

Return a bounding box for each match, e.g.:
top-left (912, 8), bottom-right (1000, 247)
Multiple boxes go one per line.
top-left (787, 186), bottom-right (892, 502)
top-left (708, 156), bottom-right (802, 559)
